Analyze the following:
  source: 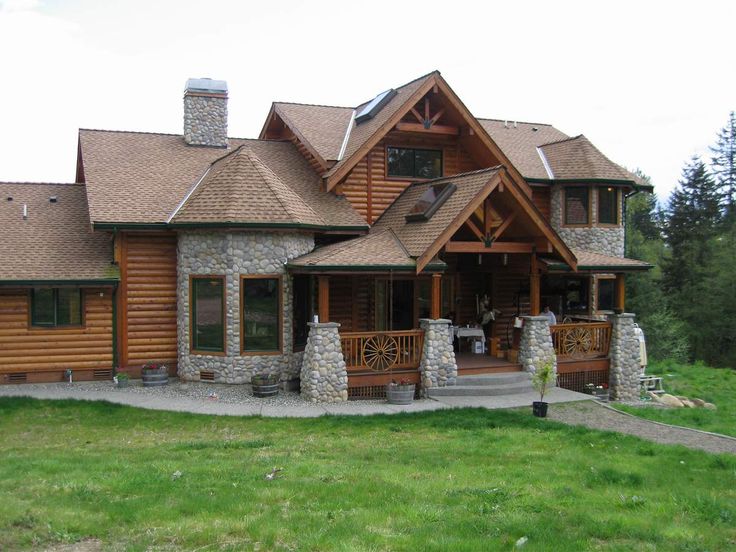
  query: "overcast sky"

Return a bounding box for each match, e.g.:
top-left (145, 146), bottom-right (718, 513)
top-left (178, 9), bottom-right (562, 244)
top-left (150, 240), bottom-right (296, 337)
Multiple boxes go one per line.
top-left (0, 0), bottom-right (733, 203)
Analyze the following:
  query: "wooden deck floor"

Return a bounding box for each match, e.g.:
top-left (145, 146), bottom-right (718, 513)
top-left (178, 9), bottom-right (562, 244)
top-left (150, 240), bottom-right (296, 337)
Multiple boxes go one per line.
top-left (455, 353), bottom-right (521, 374)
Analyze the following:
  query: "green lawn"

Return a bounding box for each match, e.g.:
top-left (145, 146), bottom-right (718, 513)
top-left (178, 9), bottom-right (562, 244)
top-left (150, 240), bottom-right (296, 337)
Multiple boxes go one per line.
top-left (0, 399), bottom-right (734, 551)
top-left (616, 361), bottom-right (736, 437)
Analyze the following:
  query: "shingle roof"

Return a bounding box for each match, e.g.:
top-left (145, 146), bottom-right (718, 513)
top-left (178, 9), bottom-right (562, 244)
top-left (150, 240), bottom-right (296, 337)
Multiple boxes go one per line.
top-left (79, 130), bottom-right (366, 228)
top-left (323, 72), bottom-right (436, 179)
top-left (478, 119), bottom-right (569, 179)
top-left (539, 135), bottom-right (638, 182)
top-left (0, 183), bottom-right (116, 282)
top-left (289, 229), bottom-right (426, 270)
top-left (172, 146), bottom-right (324, 225)
top-left (373, 167), bottom-right (502, 257)
top-left (542, 249), bottom-right (652, 271)
top-left (272, 103), bottom-right (354, 162)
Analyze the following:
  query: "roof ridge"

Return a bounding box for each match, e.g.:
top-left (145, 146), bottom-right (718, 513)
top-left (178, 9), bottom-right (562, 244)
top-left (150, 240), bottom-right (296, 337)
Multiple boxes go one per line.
top-left (539, 134), bottom-right (585, 147)
top-left (0, 181), bottom-right (80, 186)
top-left (353, 70), bottom-right (439, 109)
top-left (79, 128), bottom-right (280, 144)
top-left (273, 101), bottom-right (353, 110)
top-left (477, 117), bottom-right (555, 127)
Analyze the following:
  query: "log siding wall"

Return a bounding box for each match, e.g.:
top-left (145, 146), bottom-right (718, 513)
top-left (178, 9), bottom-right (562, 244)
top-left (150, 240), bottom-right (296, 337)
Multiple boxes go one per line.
top-left (0, 288), bottom-right (113, 378)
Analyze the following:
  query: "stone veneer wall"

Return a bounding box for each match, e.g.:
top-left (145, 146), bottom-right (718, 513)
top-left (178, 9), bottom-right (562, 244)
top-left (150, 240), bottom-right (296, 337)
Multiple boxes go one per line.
top-left (300, 322), bottom-right (348, 402)
top-left (608, 313), bottom-right (641, 401)
top-left (418, 319), bottom-right (457, 392)
top-left (183, 93), bottom-right (228, 147)
top-left (177, 231), bottom-right (314, 384)
top-left (550, 184), bottom-right (624, 257)
top-left (518, 316), bottom-right (557, 376)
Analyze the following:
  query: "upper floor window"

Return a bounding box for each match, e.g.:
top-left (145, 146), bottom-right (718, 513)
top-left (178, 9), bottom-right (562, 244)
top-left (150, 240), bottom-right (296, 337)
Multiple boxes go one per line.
top-left (31, 288), bottom-right (83, 327)
top-left (598, 187), bottom-right (619, 225)
top-left (387, 147), bottom-right (442, 179)
top-left (564, 187), bottom-right (589, 225)
top-left (191, 276), bottom-right (225, 353)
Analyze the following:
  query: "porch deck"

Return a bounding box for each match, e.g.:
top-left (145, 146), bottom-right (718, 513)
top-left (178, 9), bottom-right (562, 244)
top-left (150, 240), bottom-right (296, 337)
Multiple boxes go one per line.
top-left (455, 353), bottom-right (521, 374)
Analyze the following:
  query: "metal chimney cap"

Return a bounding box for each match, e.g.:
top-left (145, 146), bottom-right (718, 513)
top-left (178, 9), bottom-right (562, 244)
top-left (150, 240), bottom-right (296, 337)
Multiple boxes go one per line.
top-left (185, 78), bottom-right (228, 95)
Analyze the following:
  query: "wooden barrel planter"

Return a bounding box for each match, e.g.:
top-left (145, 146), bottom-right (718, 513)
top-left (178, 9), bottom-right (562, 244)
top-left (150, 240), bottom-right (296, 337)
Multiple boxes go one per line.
top-left (141, 365), bottom-right (169, 387)
top-left (252, 374), bottom-right (279, 398)
top-left (386, 382), bottom-right (415, 405)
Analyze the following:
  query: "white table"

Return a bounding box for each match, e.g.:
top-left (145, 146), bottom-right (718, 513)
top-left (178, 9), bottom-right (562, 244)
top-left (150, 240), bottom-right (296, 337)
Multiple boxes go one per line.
top-left (452, 327), bottom-right (485, 352)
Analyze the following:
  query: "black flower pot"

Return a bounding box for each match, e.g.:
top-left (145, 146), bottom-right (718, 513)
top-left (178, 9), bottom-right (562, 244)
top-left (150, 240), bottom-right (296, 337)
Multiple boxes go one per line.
top-left (532, 401), bottom-right (548, 418)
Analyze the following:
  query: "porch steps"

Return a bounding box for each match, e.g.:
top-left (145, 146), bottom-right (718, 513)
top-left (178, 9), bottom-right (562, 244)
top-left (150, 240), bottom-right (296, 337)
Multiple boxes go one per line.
top-left (427, 371), bottom-right (534, 398)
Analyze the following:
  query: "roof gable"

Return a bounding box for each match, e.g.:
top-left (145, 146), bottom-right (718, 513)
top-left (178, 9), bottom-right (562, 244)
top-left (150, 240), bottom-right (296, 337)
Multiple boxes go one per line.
top-left (539, 135), bottom-right (637, 182)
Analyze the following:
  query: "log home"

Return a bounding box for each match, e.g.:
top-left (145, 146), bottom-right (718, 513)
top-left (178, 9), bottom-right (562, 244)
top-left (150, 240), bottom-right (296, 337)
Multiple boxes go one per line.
top-left (0, 72), bottom-right (653, 401)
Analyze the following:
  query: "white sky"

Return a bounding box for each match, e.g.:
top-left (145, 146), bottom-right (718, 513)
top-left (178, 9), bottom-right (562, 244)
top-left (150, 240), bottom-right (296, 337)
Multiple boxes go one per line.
top-left (0, 0), bottom-right (734, 203)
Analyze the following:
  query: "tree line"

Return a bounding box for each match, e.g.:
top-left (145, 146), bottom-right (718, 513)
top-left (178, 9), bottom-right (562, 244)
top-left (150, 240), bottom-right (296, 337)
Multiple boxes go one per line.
top-left (626, 112), bottom-right (736, 368)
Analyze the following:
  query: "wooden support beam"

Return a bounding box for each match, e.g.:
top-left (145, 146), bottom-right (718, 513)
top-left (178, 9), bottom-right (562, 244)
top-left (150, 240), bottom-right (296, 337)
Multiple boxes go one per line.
top-left (318, 275), bottom-right (330, 323)
top-left (487, 212), bottom-right (517, 243)
top-left (429, 108), bottom-right (445, 126)
top-left (615, 273), bottom-right (626, 312)
top-left (530, 255), bottom-right (540, 316)
top-left (444, 241), bottom-right (534, 254)
top-left (464, 218), bottom-right (484, 241)
top-left (394, 122), bottom-right (460, 135)
top-left (431, 273), bottom-right (442, 320)
top-left (410, 107), bottom-right (423, 123)
top-left (424, 97), bottom-right (430, 121)
top-left (484, 197), bottom-right (493, 234)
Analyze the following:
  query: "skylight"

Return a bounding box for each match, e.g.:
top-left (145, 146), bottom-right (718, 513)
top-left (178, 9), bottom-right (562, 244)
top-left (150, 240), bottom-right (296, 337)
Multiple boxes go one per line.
top-left (355, 89), bottom-right (397, 123)
top-left (405, 182), bottom-right (456, 222)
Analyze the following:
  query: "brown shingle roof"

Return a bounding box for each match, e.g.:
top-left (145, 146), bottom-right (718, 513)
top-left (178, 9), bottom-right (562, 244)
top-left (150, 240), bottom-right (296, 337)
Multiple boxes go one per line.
top-left (478, 119), bottom-right (569, 179)
top-left (539, 135), bottom-right (637, 182)
top-left (0, 183), bottom-right (115, 282)
top-left (373, 168), bottom-right (502, 257)
top-left (172, 146), bottom-right (324, 225)
top-left (79, 130), bottom-right (366, 228)
top-left (272, 103), bottom-right (353, 162)
top-left (323, 72), bottom-right (436, 179)
top-left (289, 229), bottom-right (425, 270)
top-left (542, 249), bottom-right (652, 271)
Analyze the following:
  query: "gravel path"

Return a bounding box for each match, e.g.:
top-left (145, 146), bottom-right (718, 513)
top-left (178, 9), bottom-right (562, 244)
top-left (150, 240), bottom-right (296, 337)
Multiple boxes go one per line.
top-left (548, 401), bottom-right (736, 455)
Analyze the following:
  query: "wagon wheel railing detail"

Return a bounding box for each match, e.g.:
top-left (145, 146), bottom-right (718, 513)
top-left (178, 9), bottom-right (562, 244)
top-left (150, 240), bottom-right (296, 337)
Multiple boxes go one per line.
top-left (361, 333), bottom-right (399, 372)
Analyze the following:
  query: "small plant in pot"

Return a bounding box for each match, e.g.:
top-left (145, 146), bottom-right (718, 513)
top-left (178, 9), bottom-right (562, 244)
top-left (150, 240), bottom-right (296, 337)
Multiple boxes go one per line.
top-left (251, 373), bottom-right (280, 398)
top-left (531, 356), bottom-right (555, 418)
top-left (386, 378), bottom-right (416, 405)
top-left (141, 363), bottom-right (169, 387)
top-left (114, 373), bottom-right (131, 388)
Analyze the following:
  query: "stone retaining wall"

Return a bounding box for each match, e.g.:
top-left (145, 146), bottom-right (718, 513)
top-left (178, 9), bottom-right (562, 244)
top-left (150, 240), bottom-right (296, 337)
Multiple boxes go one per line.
top-left (177, 231), bottom-right (314, 384)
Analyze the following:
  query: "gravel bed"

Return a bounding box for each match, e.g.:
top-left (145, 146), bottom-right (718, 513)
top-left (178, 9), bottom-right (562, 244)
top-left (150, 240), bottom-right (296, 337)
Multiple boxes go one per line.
top-left (547, 401), bottom-right (736, 455)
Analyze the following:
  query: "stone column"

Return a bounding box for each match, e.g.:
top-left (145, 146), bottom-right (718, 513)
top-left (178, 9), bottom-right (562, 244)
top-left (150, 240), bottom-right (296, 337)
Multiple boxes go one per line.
top-left (518, 316), bottom-right (557, 376)
top-left (608, 313), bottom-right (640, 401)
top-left (300, 322), bottom-right (348, 403)
top-left (419, 319), bottom-right (457, 393)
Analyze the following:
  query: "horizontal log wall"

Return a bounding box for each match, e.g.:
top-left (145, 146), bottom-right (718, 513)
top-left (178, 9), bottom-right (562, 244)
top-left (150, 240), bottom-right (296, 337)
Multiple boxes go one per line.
top-left (122, 232), bottom-right (178, 369)
top-left (341, 132), bottom-right (481, 222)
top-left (0, 288), bottom-right (113, 379)
top-left (531, 186), bottom-right (551, 221)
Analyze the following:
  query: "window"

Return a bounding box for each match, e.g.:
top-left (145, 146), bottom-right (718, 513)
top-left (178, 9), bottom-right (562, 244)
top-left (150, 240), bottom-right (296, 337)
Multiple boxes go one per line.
top-left (31, 288), bottom-right (82, 327)
top-left (405, 182), bottom-right (456, 221)
top-left (242, 276), bottom-right (281, 353)
top-left (191, 277), bottom-right (225, 353)
top-left (292, 275), bottom-right (312, 350)
top-left (387, 147), bottom-right (442, 179)
top-left (597, 278), bottom-right (615, 311)
top-left (598, 187), bottom-right (619, 224)
top-left (564, 187), bottom-right (589, 225)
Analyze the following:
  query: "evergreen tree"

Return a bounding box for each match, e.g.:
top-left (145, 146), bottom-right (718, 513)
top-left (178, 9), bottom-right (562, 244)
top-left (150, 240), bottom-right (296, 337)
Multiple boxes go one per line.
top-left (710, 111), bottom-right (736, 218)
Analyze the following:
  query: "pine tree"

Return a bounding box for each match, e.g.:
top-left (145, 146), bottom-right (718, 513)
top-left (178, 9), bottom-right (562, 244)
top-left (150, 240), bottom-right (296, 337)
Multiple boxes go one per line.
top-left (710, 111), bottom-right (736, 218)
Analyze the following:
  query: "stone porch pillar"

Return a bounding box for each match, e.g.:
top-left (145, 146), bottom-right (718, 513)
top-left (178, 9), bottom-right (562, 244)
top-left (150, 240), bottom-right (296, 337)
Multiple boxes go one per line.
top-left (608, 313), bottom-right (640, 401)
top-left (518, 316), bottom-right (557, 376)
top-left (419, 319), bottom-right (457, 393)
top-left (300, 322), bottom-right (348, 402)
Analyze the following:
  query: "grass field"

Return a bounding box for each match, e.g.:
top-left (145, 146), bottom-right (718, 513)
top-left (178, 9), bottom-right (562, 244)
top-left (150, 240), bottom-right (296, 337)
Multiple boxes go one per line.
top-left (616, 361), bottom-right (736, 437)
top-left (0, 398), bottom-right (734, 551)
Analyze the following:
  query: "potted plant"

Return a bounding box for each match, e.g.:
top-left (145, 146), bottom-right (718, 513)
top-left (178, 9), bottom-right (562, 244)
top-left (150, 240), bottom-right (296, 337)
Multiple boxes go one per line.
top-left (531, 356), bottom-right (555, 418)
top-left (386, 378), bottom-right (415, 405)
top-left (141, 363), bottom-right (169, 387)
top-left (114, 373), bottom-right (131, 388)
top-left (251, 373), bottom-right (280, 398)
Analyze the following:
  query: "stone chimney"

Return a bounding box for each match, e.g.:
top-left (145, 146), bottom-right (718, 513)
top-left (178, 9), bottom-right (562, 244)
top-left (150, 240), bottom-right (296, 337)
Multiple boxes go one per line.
top-left (183, 78), bottom-right (228, 147)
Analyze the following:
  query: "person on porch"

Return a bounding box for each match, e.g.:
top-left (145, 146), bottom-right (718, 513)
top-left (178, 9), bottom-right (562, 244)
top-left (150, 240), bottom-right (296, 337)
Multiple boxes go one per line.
top-left (543, 304), bottom-right (557, 326)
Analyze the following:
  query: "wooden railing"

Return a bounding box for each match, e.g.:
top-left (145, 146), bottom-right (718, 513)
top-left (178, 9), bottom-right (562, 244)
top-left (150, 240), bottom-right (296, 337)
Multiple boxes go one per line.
top-left (550, 322), bottom-right (612, 359)
top-left (340, 330), bottom-right (424, 372)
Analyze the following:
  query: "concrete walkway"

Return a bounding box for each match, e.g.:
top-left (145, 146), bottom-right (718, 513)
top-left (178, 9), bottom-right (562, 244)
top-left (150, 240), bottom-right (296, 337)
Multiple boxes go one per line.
top-left (0, 381), bottom-right (591, 417)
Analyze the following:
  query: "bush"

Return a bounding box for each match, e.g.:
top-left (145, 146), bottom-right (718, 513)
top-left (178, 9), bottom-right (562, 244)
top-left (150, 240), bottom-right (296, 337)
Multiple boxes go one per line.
top-left (638, 309), bottom-right (689, 363)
